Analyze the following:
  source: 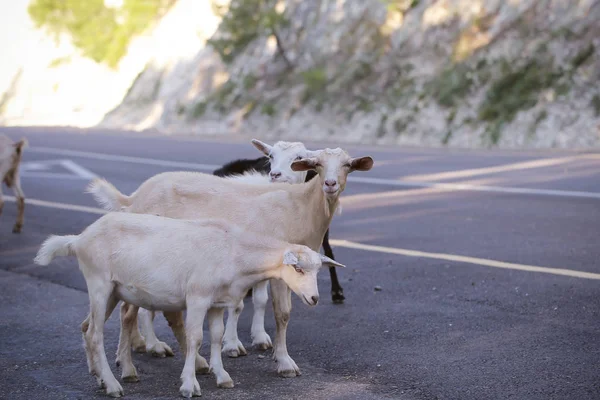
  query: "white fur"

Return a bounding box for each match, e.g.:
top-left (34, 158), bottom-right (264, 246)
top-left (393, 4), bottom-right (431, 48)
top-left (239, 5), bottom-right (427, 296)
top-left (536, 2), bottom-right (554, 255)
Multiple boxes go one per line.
top-left (225, 170), bottom-right (271, 185)
top-left (34, 213), bottom-right (342, 397)
top-left (221, 141), bottom-right (311, 353)
top-left (86, 178), bottom-right (132, 212)
top-left (86, 141), bottom-right (373, 377)
top-left (251, 139), bottom-right (310, 184)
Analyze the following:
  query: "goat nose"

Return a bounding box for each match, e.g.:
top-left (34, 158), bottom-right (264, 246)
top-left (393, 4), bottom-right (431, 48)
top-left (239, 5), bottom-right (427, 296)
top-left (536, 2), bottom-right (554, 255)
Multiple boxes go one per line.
top-left (325, 179), bottom-right (337, 187)
top-left (311, 295), bottom-right (319, 305)
top-left (270, 171), bottom-right (281, 178)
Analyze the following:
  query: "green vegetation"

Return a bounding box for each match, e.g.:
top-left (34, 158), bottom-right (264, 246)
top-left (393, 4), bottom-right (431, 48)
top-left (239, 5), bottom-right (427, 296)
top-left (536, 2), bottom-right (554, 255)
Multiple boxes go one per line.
top-left (28, 0), bottom-right (175, 68)
top-left (48, 56), bottom-right (72, 68)
top-left (571, 43), bottom-right (594, 69)
top-left (299, 67), bottom-right (328, 108)
top-left (442, 130), bottom-right (453, 145)
top-left (393, 116), bottom-right (413, 134)
top-left (381, 0), bottom-right (420, 13)
top-left (591, 94), bottom-right (600, 117)
top-left (446, 108), bottom-right (457, 124)
top-left (208, 0), bottom-right (289, 64)
top-left (191, 101), bottom-right (207, 118)
top-left (377, 113), bottom-right (388, 138)
top-left (243, 74), bottom-right (258, 90)
top-left (478, 60), bottom-right (563, 144)
top-left (428, 64), bottom-right (473, 108)
top-left (301, 68), bottom-right (328, 92)
top-left (261, 102), bottom-right (276, 116)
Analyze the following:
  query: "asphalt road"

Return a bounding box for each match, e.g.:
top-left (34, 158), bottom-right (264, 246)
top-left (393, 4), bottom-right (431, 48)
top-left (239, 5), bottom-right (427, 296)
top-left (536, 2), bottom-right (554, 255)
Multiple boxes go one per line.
top-left (1, 126), bottom-right (599, 400)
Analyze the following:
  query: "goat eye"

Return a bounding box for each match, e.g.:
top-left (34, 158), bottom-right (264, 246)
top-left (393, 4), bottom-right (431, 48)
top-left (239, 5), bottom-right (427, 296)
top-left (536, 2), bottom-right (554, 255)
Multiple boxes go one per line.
top-left (294, 266), bottom-right (304, 275)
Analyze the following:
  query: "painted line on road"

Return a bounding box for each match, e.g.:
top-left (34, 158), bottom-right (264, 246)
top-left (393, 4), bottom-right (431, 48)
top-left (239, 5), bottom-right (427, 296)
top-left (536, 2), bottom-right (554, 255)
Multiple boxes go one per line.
top-left (27, 146), bottom-right (218, 171)
top-left (27, 146), bottom-right (600, 200)
top-left (5, 196), bottom-right (106, 215)
top-left (329, 239), bottom-right (600, 280)
top-left (5, 196), bottom-right (598, 280)
top-left (348, 177), bottom-right (600, 199)
top-left (401, 155), bottom-right (597, 182)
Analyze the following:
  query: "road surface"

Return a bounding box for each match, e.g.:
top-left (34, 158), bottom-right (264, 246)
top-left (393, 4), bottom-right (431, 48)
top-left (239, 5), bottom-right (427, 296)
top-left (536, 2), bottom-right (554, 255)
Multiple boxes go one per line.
top-left (1, 126), bottom-right (599, 400)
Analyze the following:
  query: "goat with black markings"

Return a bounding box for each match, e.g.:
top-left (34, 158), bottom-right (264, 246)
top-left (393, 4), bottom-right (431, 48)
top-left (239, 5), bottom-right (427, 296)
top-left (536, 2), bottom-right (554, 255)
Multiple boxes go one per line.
top-left (213, 140), bottom-right (345, 305)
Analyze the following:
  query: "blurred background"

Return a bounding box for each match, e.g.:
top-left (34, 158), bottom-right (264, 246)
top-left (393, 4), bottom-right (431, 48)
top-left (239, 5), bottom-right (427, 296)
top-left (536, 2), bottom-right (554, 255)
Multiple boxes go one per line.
top-left (0, 0), bottom-right (599, 148)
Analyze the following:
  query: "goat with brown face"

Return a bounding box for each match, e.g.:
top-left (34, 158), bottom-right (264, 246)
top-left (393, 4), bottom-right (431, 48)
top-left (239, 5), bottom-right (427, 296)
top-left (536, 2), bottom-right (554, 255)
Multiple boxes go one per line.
top-left (0, 134), bottom-right (27, 233)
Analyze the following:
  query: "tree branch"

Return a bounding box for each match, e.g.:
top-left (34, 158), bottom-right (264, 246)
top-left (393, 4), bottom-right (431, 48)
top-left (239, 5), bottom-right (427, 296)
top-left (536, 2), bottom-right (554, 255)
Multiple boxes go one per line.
top-left (272, 29), bottom-right (293, 70)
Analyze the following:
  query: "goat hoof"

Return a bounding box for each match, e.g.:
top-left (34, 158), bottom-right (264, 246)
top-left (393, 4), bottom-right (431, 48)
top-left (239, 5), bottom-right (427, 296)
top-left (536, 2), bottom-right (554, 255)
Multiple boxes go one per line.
top-left (12, 224), bottom-right (22, 234)
top-left (256, 342), bottom-right (271, 351)
top-left (179, 379), bottom-right (201, 397)
top-left (107, 389), bottom-right (124, 398)
top-left (195, 355), bottom-right (210, 374)
top-left (148, 341), bottom-right (174, 357)
top-left (251, 332), bottom-right (272, 350)
top-left (331, 290), bottom-right (345, 304)
top-left (222, 338), bottom-right (247, 358)
top-left (277, 355), bottom-right (300, 377)
top-left (217, 380), bottom-right (234, 389)
top-left (106, 381), bottom-right (124, 397)
top-left (122, 374), bottom-right (139, 383)
top-left (131, 338), bottom-right (147, 353)
top-left (195, 366), bottom-right (210, 375)
top-left (133, 344), bottom-right (147, 353)
top-left (278, 369), bottom-right (300, 378)
top-left (225, 349), bottom-right (240, 358)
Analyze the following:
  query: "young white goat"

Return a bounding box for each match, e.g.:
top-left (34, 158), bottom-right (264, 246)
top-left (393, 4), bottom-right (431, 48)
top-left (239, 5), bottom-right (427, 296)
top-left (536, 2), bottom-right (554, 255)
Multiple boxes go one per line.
top-left (34, 213), bottom-right (343, 398)
top-left (0, 134), bottom-right (27, 233)
top-left (87, 146), bottom-right (373, 377)
top-left (129, 140), bottom-right (313, 360)
top-left (219, 139), bottom-right (311, 185)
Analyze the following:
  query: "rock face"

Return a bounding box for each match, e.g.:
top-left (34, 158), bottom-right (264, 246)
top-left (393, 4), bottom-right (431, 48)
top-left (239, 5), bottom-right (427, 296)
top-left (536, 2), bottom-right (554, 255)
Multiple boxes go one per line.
top-left (3, 0), bottom-right (600, 148)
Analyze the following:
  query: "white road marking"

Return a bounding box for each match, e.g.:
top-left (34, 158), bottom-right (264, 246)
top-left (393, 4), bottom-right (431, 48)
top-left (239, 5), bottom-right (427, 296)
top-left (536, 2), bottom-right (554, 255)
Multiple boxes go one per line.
top-left (20, 159), bottom-right (98, 180)
top-left (27, 147), bottom-right (217, 171)
top-left (329, 239), bottom-right (600, 280)
top-left (401, 155), bottom-right (598, 182)
top-left (61, 160), bottom-right (98, 180)
top-left (4, 196), bottom-right (598, 280)
top-left (348, 177), bottom-right (600, 200)
top-left (26, 147), bottom-right (600, 200)
top-left (4, 196), bottom-right (106, 215)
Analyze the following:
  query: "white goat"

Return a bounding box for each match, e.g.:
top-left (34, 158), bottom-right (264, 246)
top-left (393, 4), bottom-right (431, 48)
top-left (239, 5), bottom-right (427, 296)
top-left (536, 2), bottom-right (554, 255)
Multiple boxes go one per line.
top-left (127, 140), bottom-right (314, 360)
top-left (0, 134), bottom-right (27, 233)
top-left (87, 145), bottom-right (374, 377)
top-left (34, 213), bottom-right (344, 397)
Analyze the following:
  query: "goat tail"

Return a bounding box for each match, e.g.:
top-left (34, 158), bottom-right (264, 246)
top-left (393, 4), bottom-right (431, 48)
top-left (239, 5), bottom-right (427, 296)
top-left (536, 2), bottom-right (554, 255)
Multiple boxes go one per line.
top-left (86, 178), bottom-right (131, 211)
top-left (34, 235), bottom-right (77, 266)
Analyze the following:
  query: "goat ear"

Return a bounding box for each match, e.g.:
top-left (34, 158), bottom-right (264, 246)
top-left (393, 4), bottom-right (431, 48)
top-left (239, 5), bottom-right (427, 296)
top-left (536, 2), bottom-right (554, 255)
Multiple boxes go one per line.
top-left (349, 156), bottom-right (374, 172)
top-left (291, 157), bottom-right (319, 172)
top-left (251, 139), bottom-right (273, 156)
top-left (319, 254), bottom-right (345, 268)
top-left (283, 251), bottom-right (299, 266)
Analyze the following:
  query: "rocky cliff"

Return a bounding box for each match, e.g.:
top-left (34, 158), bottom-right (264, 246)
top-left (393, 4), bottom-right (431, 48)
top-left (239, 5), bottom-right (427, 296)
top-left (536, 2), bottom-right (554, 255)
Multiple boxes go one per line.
top-left (3, 0), bottom-right (600, 148)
